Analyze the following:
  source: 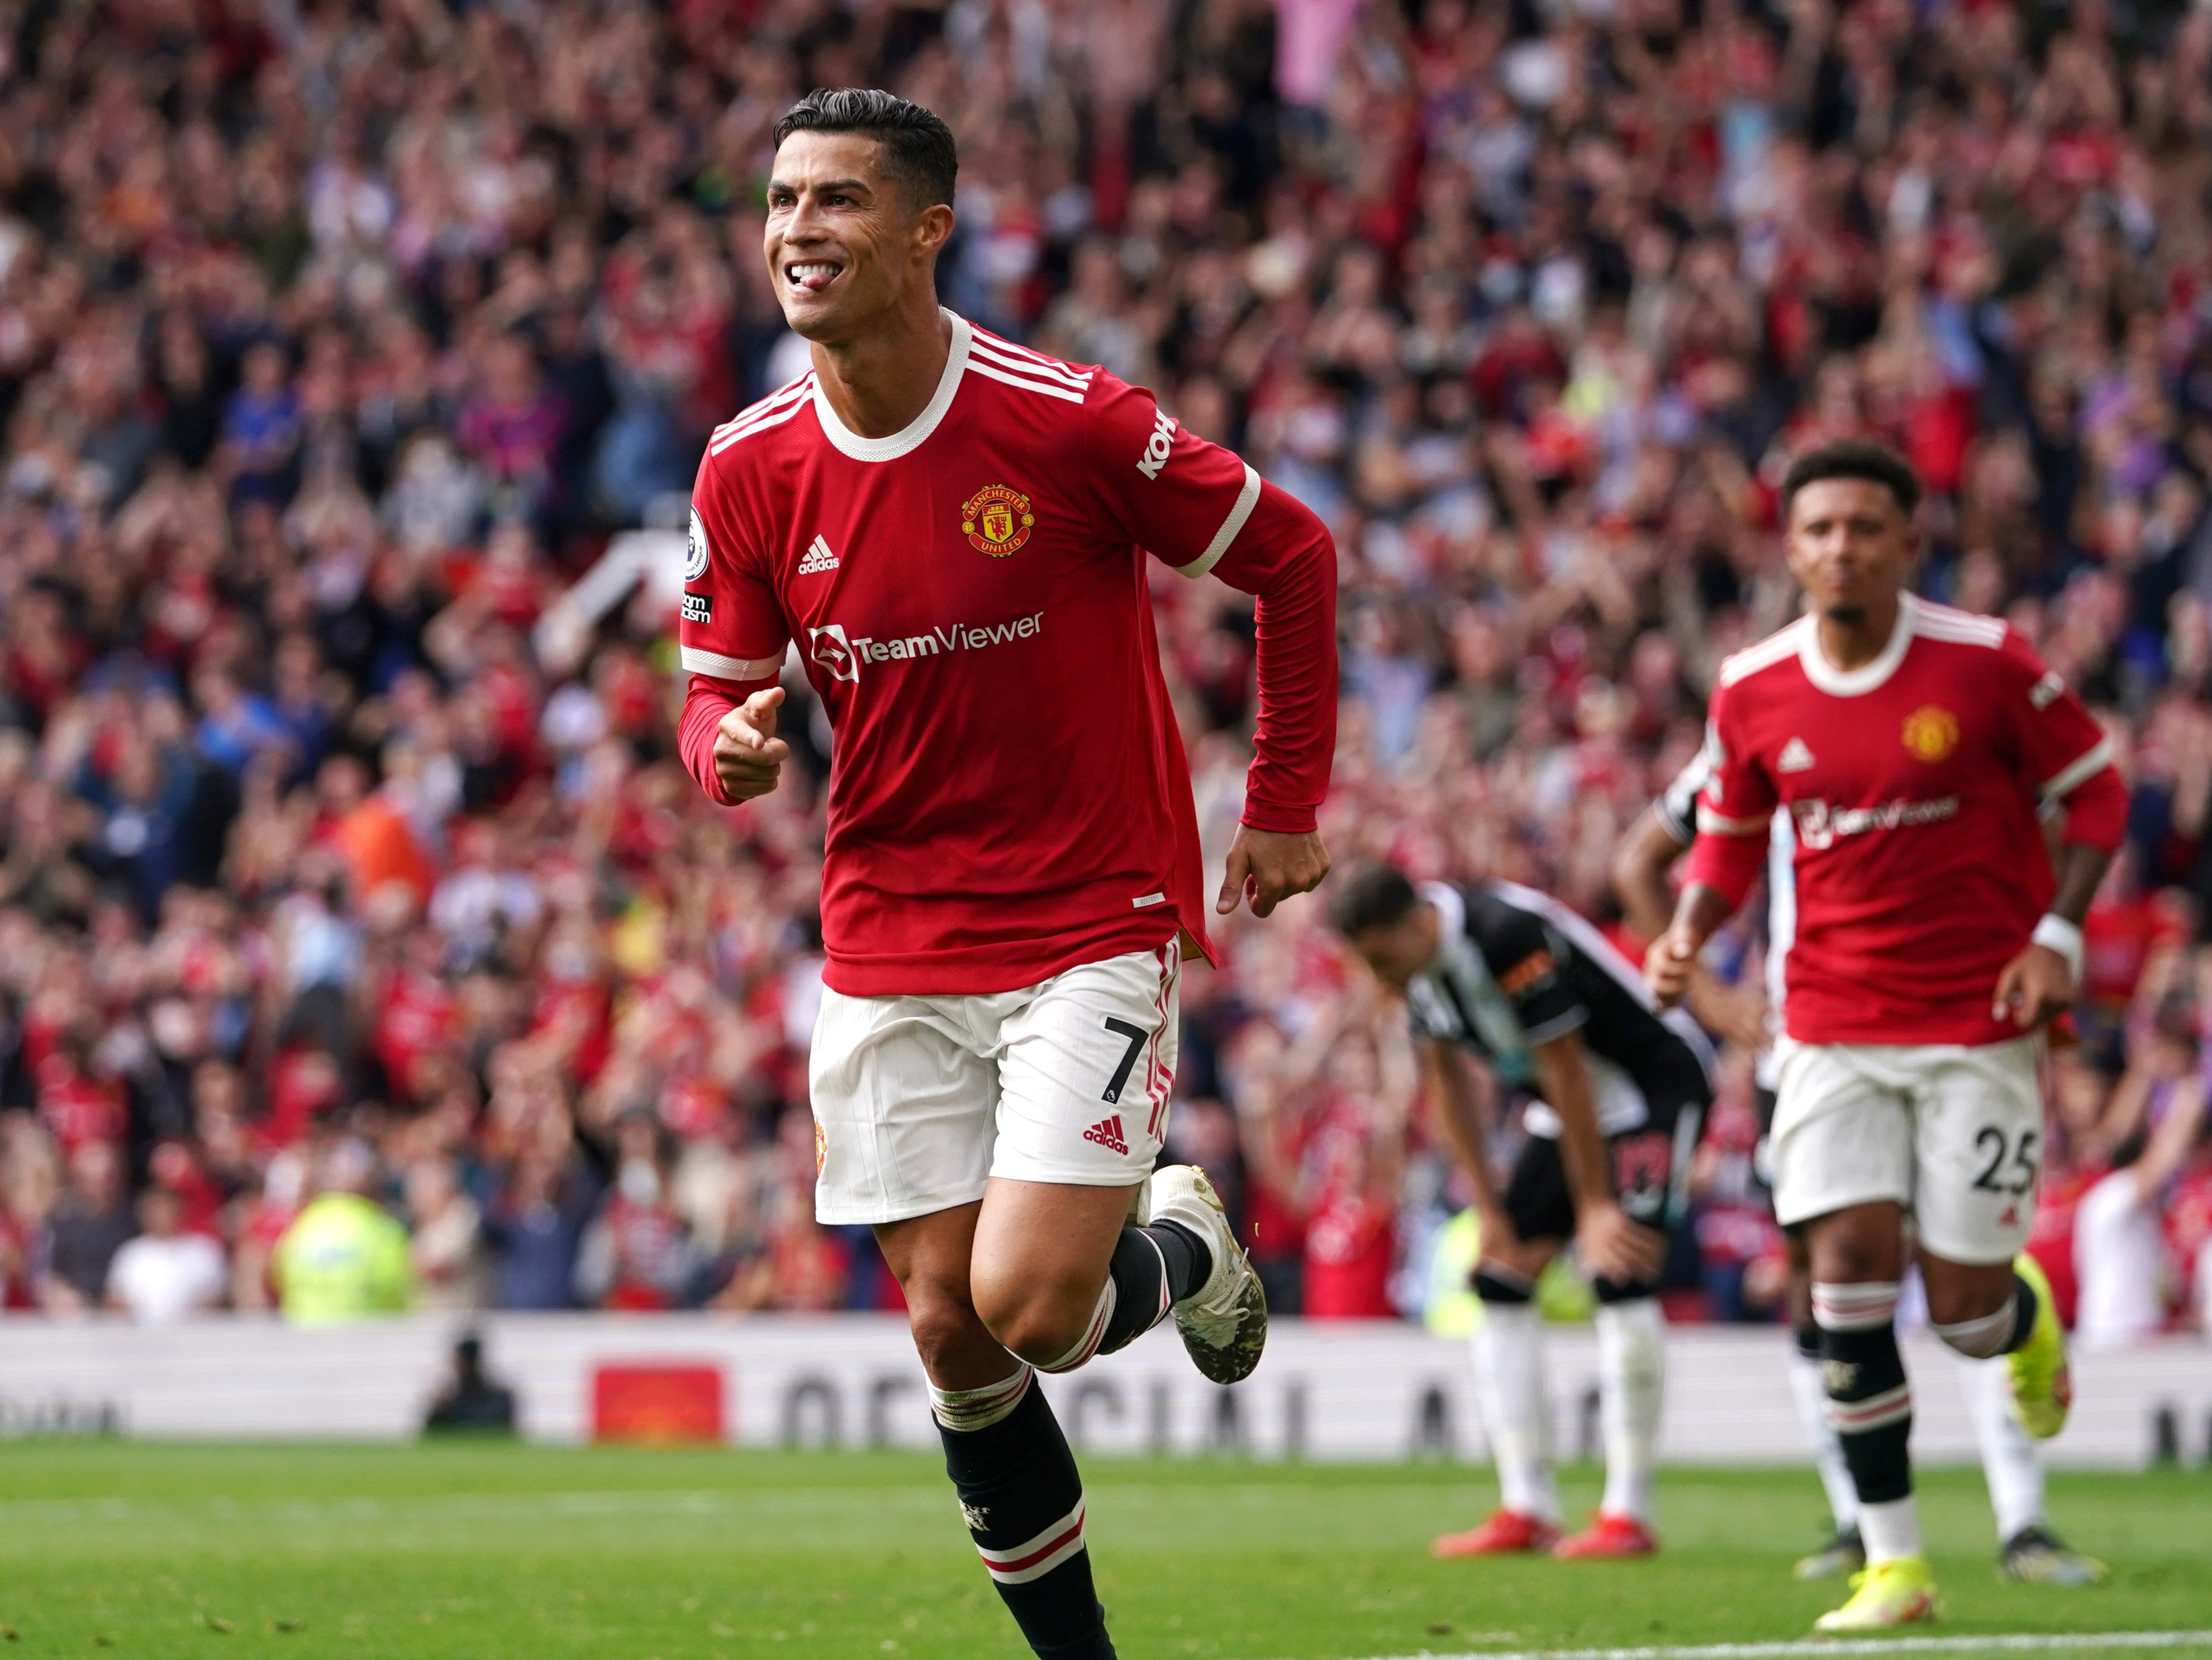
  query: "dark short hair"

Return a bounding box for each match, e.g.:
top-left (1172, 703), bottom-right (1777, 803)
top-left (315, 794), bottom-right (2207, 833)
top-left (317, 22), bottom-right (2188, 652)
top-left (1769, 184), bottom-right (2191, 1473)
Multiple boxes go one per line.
top-left (1328, 863), bottom-right (1421, 938)
top-left (1781, 439), bottom-right (1921, 520)
top-left (773, 88), bottom-right (957, 211)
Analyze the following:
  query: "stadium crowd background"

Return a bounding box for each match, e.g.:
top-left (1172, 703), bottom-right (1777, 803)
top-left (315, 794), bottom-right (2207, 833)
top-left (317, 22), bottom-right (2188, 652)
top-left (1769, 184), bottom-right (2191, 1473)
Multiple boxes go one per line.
top-left (0, 0), bottom-right (2209, 1339)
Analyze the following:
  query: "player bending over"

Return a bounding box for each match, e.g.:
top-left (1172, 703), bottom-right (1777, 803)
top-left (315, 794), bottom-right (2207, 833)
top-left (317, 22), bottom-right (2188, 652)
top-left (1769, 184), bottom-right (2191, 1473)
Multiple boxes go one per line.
top-left (1615, 751), bottom-right (2106, 1587)
top-left (676, 91), bottom-right (1336, 1660)
top-left (1333, 864), bottom-right (1714, 1561)
top-left (1646, 439), bottom-right (2125, 1633)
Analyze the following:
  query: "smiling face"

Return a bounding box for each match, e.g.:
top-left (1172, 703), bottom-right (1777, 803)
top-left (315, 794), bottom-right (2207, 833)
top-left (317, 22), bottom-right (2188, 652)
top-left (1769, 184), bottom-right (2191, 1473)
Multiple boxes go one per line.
top-left (764, 130), bottom-right (954, 346)
top-left (1785, 476), bottom-right (1917, 625)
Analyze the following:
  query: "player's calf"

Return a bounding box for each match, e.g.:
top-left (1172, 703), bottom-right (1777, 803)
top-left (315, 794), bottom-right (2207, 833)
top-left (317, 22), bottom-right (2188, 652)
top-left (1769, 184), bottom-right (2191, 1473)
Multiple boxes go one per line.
top-left (1811, 1279), bottom-right (1922, 1564)
top-left (1465, 1265), bottom-right (1562, 1530)
top-left (929, 1364), bottom-right (1116, 1660)
top-left (1010, 1219), bottom-right (1214, 1374)
top-left (970, 1202), bottom-right (1214, 1375)
top-left (1039, 1212), bottom-right (1214, 1369)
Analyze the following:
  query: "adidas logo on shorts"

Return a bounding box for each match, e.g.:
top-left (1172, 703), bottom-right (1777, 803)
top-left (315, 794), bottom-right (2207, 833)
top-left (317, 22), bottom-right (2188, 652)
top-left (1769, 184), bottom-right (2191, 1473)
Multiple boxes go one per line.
top-left (1083, 1114), bottom-right (1129, 1155)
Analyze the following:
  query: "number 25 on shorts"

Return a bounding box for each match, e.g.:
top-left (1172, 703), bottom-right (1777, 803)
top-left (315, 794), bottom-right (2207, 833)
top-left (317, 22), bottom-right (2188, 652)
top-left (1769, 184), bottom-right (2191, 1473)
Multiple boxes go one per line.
top-left (1971, 1125), bottom-right (2039, 1196)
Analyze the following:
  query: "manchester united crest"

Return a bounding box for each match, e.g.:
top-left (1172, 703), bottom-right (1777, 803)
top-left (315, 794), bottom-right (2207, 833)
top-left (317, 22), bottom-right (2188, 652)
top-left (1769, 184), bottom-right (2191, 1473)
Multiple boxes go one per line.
top-left (1901, 704), bottom-right (1959, 763)
top-left (961, 484), bottom-right (1035, 556)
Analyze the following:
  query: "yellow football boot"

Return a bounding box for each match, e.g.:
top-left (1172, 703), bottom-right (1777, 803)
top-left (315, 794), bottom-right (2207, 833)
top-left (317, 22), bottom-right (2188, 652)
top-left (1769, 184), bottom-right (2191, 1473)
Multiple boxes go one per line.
top-left (2006, 1253), bottom-right (2072, 1440)
top-left (1814, 1554), bottom-right (1940, 1633)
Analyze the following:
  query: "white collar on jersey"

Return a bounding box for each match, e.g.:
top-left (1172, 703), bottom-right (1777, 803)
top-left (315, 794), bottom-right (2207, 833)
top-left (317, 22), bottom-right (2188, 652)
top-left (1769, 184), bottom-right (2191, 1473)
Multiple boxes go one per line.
top-left (1797, 590), bottom-right (1919, 697)
top-left (1417, 879), bottom-right (1467, 978)
top-left (810, 308), bottom-right (973, 463)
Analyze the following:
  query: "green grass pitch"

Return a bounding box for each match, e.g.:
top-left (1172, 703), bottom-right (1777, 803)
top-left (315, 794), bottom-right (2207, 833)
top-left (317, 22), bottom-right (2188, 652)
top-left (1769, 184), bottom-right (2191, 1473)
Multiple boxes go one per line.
top-left (1, 1442), bottom-right (2207, 1659)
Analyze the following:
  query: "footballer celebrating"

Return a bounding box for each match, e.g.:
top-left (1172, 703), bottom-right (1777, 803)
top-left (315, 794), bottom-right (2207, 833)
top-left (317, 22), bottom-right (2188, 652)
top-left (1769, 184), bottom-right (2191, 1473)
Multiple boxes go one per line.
top-left (676, 91), bottom-right (1335, 1660)
top-left (1647, 441), bottom-right (2125, 1632)
top-left (1333, 865), bottom-right (1713, 1562)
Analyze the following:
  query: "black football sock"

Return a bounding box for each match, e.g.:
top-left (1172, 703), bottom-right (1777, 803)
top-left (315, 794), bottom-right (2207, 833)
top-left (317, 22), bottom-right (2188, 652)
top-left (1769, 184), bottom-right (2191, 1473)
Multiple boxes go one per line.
top-left (933, 1370), bottom-right (1115, 1660)
top-left (1149, 1220), bottom-right (1213, 1299)
top-left (1813, 1283), bottom-right (1913, 1507)
top-left (1096, 1223), bottom-right (1212, 1357)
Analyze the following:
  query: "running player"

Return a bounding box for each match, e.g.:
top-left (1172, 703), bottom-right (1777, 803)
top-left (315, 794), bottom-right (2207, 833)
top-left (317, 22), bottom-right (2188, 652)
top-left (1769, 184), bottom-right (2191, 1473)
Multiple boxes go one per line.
top-left (677, 91), bottom-right (1337, 1660)
top-left (1646, 439), bottom-right (2127, 1631)
top-left (1615, 755), bottom-right (2107, 1586)
top-left (1333, 864), bottom-right (1713, 1561)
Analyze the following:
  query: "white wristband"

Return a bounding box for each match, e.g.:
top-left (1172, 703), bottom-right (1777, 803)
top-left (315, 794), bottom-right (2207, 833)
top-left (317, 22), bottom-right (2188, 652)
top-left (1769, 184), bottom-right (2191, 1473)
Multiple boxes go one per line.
top-left (2032, 914), bottom-right (2084, 983)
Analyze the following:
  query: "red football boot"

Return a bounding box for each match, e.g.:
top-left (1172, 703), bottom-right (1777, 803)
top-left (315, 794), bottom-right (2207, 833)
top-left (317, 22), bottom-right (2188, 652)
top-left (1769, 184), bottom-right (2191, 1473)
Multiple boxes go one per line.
top-left (1553, 1511), bottom-right (1659, 1559)
top-left (1431, 1509), bottom-right (1563, 1558)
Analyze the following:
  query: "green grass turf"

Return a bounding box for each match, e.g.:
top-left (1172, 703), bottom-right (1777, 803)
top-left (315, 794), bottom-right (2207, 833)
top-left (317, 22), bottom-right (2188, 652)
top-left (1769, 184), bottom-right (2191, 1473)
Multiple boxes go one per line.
top-left (0, 1443), bottom-right (2207, 1659)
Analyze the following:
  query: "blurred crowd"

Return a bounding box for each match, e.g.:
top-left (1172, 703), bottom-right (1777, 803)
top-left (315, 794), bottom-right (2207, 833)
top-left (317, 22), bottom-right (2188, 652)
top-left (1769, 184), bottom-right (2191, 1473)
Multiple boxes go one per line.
top-left (1, 0), bottom-right (2210, 1337)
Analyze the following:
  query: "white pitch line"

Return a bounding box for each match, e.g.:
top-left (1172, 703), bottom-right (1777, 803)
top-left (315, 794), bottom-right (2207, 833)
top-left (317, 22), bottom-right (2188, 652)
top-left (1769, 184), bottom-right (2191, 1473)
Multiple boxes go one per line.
top-left (1328, 1631), bottom-right (2212, 1660)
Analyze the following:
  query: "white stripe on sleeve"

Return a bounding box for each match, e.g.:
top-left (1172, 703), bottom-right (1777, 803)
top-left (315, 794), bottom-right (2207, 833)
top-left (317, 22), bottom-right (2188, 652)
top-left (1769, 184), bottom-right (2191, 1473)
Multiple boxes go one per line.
top-left (1175, 463), bottom-right (1262, 579)
top-left (682, 646), bottom-right (784, 681)
top-left (2039, 735), bottom-right (2116, 800)
top-left (1695, 805), bottom-right (1771, 836)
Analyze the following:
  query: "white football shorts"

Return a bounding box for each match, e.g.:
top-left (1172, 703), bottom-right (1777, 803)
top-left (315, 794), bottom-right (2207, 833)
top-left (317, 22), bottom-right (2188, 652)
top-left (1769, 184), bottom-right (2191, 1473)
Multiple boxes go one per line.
top-left (808, 943), bottom-right (1181, 1226)
top-left (1768, 1035), bottom-right (2042, 1264)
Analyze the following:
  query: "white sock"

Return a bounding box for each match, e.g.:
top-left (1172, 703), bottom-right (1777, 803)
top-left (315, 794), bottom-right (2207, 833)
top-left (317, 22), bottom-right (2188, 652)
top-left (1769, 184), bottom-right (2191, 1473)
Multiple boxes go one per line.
top-left (1960, 1353), bottom-right (2044, 1540)
top-left (1469, 1302), bottom-right (1559, 1523)
top-left (927, 1363), bottom-right (1034, 1432)
top-left (1594, 1299), bottom-right (1664, 1523)
top-left (1932, 1299), bottom-right (2021, 1359)
top-left (1789, 1347), bottom-right (1861, 1531)
top-left (1860, 1495), bottom-right (1923, 1564)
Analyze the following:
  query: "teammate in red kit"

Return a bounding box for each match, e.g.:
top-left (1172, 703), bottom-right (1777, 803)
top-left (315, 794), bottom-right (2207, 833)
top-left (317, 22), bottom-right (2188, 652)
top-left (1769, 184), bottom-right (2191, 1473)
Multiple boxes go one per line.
top-left (1646, 441), bottom-right (2126, 1633)
top-left (676, 91), bottom-right (1336, 1660)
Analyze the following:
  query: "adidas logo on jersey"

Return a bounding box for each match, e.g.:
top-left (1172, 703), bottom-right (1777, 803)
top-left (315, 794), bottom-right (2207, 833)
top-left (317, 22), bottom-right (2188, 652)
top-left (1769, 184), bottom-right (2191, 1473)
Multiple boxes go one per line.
top-left (1083, 1114), bottom-right (1129, 1155)
top-left (1778, 736), bottom-right (1817, 773)
top-left (797, 534), bottom-right (839, 575)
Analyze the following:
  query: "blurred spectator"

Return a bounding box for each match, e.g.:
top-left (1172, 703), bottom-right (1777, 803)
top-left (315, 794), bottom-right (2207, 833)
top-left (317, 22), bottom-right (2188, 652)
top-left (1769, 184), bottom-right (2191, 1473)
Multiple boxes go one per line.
top-left (1687, 1074), bottom-right (1789, 1324)
top-left (1232, 985), bottom-right (1417, 1318)
top-left (220, 343), bottom-right (303, 508)
top-left (37, 1140), bottom-right (134, 1315)
top-left (2075, 989), bottom-right (2209, 1347)
top-left (405, 1155), bottom-right (487, 1315)
top-left (573, 1115), bottom-right (699, 1310)
top-left (104, 1188), bottom-right (227, 1324)
top-left (0, 1117), bottom-right (59, 1310)
top-left (271, 1140), bottom-right (413, 1325)
top-left (482, 1126), bottom-right (601, 1312)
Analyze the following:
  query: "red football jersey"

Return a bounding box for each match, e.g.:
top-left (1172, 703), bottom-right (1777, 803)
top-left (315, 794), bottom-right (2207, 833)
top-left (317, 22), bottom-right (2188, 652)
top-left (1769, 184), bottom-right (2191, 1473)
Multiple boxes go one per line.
top-left (678, 310), bottom-right (1336, 997)
top-left (1684, 595), bottom-right (2126, 1047)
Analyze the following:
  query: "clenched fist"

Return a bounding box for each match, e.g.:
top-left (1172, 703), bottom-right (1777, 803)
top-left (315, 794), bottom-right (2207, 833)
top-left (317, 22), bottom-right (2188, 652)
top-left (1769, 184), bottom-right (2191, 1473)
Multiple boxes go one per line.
top-left (1216, 825), bottom-right (1331, 919)
top-left (713, 686), bottom-right (791, 802)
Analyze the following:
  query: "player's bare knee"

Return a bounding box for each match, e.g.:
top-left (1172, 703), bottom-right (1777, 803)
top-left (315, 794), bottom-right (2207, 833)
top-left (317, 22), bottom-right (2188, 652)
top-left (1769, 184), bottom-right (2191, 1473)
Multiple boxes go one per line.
top-left (1806, 1215), bottom-right (1902, 1286)
top-left (904, 1282), bottom-right (997, 1382)
top-left (1920, 1261), bottom-right (2015, 1333)
top-left (979, 1289), bottom-right (1090, 1366)
top-left (970, 1264), bottom-right (1100, 1366)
